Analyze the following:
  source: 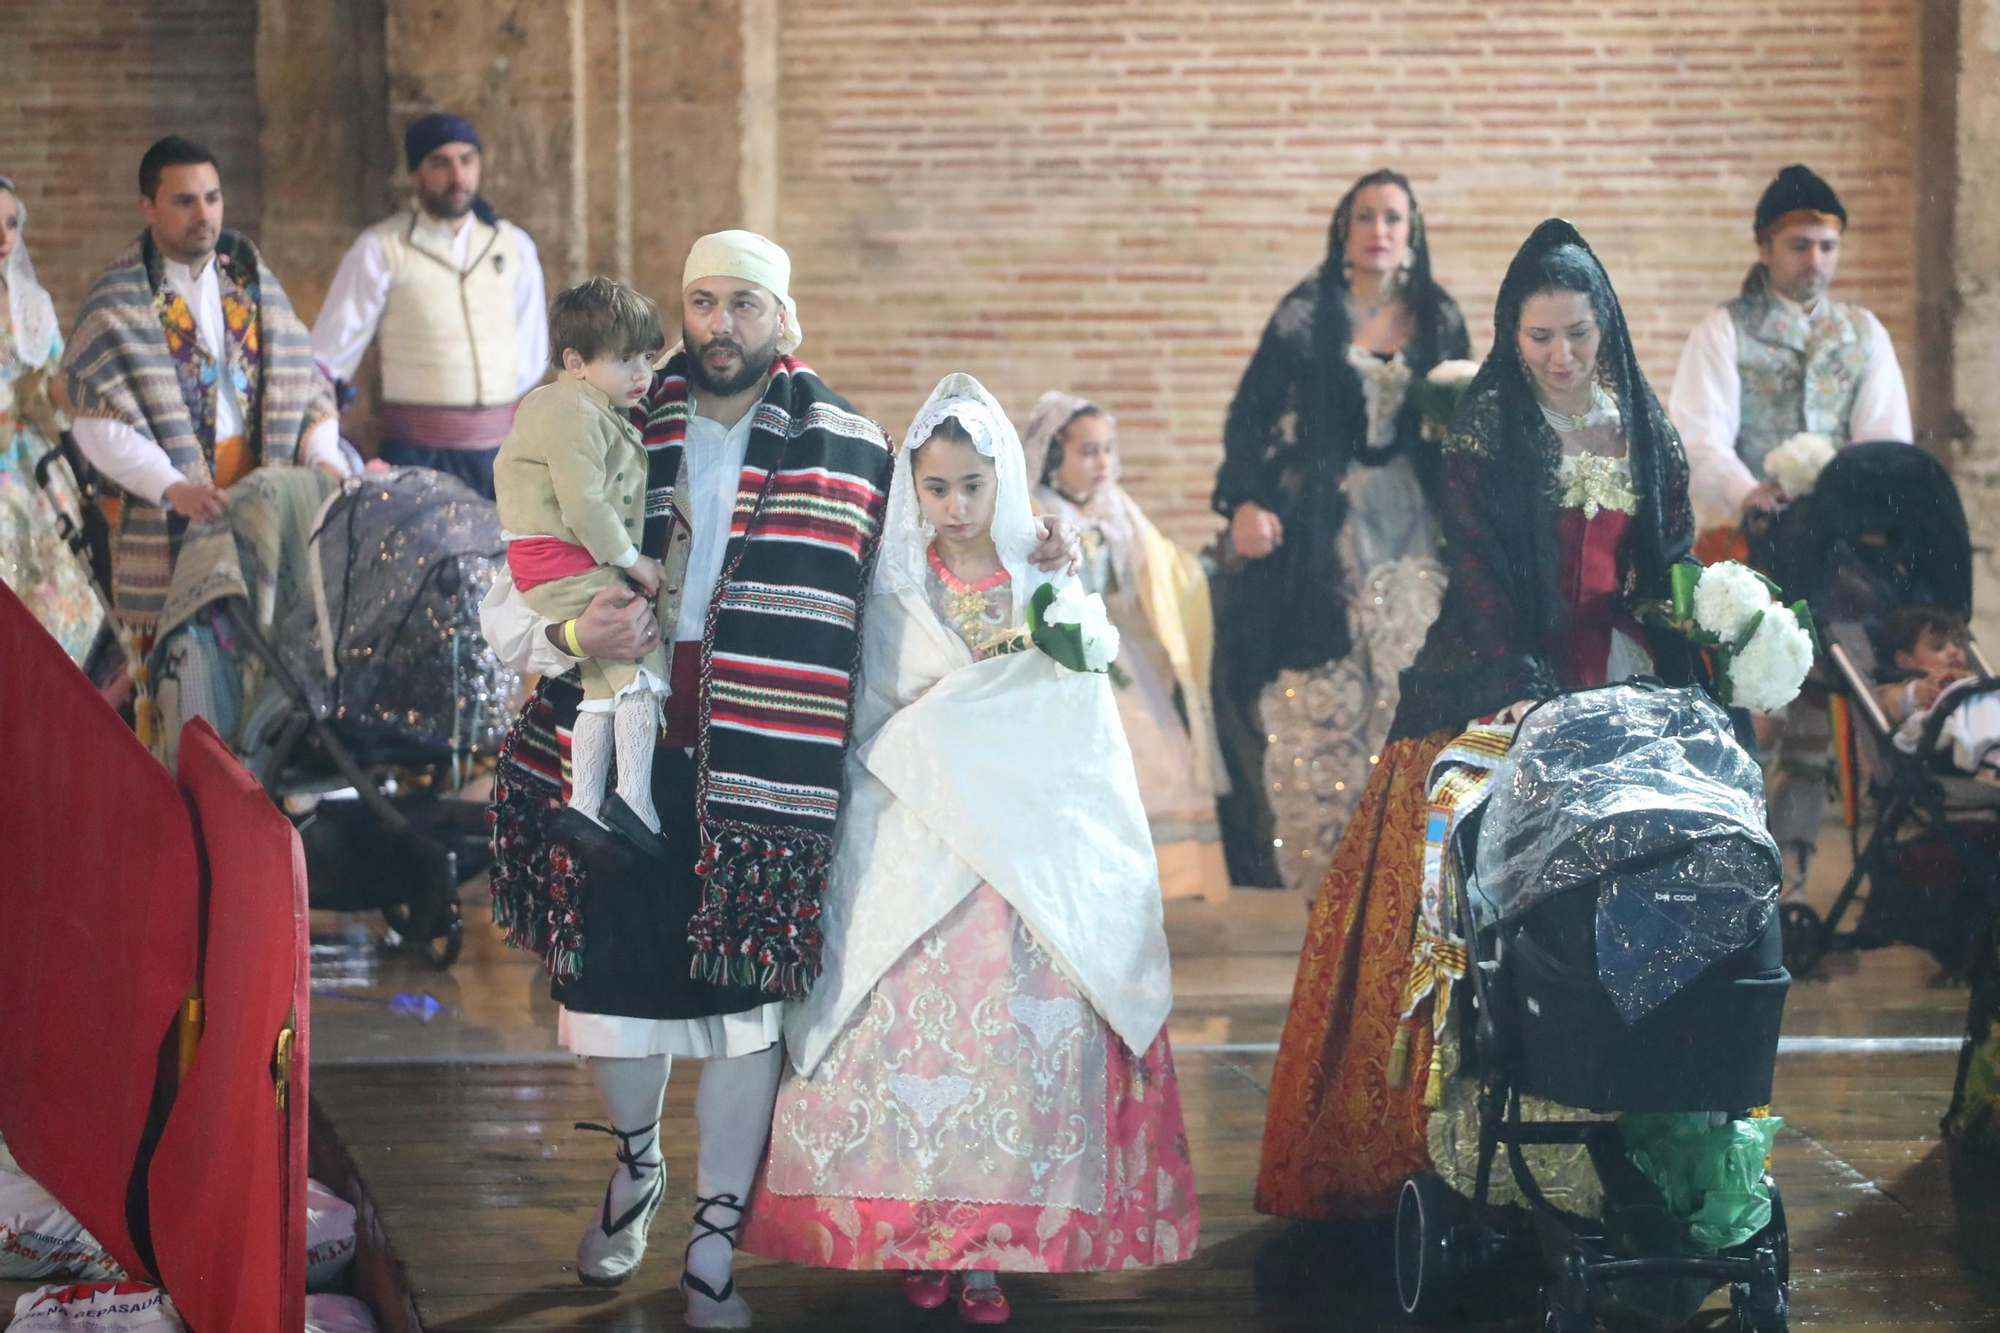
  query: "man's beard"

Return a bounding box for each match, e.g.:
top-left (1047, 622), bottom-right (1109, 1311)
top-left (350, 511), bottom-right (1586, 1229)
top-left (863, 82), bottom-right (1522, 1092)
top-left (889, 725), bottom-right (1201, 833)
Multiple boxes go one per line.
top-left (418, 185), bottom-right (474, 222)
top-left (170, 223), bottom-right (216, 263)
top-left (685, 327), bottom-right (779, 398)
top-left (1780, 274), bottom-right (1829, 304)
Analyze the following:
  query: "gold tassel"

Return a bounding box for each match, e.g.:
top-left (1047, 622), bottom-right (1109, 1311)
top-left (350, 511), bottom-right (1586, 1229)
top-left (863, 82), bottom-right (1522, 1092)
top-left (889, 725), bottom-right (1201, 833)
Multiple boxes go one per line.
top-left (1422, 1037), bottom-right (1446, 1109)
top-left (1386, 1025), bottom-right (1411, 1088)
top-left (134, 683), bottom-right (157, 749)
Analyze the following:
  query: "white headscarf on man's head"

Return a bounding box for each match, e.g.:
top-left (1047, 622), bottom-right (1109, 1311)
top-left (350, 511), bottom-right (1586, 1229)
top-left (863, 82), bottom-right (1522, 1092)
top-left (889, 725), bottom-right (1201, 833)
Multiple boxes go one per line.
top-left (0, 178), bottom-right (60, 370)
top-left (875, 373), bottom-right (1049, 621)
top-left (681, 229), bottom-right (802, 356)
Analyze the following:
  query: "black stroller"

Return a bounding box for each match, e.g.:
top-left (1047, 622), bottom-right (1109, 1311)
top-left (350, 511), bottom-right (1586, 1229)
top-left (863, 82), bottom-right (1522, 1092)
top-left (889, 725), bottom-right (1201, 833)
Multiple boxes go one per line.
top-left (1393, 683), bottom-right (1792, 1333)
top-left (1762, 442), bottom-right (2000, 976)
top-left (227, 468), bottom-right (519, 967)
top-left (39, 443), bottom-right (513, 967)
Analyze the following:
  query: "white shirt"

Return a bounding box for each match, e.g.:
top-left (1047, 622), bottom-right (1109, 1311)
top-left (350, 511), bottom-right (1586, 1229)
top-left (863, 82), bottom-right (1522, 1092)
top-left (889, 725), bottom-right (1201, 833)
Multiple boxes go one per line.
top-left (310, 212), bottom-right (549, 398)
top-left (71, 254), bottom-right (348, 505)
top-left (1667, 299), bottom-right (1913, 529)
top-left (675, 405), bottom-right (756, 641)
top-left (479, 398), bottom-right (757, 678)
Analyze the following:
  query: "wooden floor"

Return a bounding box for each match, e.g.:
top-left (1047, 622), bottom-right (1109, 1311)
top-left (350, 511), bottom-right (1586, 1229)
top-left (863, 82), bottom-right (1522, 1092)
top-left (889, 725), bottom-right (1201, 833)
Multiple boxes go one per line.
top-left (290, 829), bottom-right (2000, 1329)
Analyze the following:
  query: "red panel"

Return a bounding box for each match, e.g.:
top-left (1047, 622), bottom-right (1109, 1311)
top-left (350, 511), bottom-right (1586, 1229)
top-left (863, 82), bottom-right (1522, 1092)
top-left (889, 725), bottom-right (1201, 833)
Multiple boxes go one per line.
top-left (151, 720), bottom-right (308, 1333)
top-left (0, 583), bottom-right (198, 1280)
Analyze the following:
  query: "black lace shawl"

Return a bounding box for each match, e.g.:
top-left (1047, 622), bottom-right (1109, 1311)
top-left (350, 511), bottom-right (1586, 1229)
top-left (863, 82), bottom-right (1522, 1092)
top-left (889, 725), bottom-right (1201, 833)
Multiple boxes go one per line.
top-left (1389, 219), bottom-right (1699, 741)
top-left (1211, 171), bottom-right (1471, 688)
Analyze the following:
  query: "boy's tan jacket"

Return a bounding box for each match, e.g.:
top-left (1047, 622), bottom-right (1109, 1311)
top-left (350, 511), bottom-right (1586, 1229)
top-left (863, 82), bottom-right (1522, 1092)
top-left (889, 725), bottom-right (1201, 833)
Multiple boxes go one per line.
top-left (494, 371), bottom-right (647, 563)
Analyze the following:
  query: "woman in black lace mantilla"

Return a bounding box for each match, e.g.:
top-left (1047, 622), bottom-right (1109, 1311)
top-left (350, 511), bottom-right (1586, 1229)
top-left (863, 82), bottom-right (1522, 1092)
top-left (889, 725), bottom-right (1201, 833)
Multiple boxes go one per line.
top-left (1258, 219), bottom-right (1700, 1222)
top-left (1209, 169), bottom-right (1471, 888)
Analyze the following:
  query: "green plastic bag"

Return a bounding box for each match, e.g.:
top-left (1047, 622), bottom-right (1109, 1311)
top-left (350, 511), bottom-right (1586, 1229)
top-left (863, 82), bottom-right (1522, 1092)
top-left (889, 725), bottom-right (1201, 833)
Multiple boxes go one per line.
top-left (1618, 1112), bottom-right (1783, 1252)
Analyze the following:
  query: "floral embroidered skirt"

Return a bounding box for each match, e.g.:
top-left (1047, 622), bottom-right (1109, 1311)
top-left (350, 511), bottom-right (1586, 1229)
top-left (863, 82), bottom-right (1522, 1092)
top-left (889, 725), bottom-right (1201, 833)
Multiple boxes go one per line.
top-left (1255, 731), bottom-right (1452, 1220)
top-left (741, 884), bottom-right (1199, 1272)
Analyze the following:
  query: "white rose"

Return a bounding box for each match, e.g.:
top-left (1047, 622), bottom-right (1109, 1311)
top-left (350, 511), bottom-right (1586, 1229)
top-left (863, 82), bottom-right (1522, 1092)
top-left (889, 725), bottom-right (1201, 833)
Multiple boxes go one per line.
top-left (1076, 592), bottom-right (1120, 670)
top-left (1691, 561), bottom-right (1772, 642)
top-left (1728, 603), bottom-right (1815, 713)
top-left (1043, 581), bottom-right (1091, 628)
top-left (1764, 432), bottom-right (1837, 501)
top-left (1427, 359), bottom-right (1482, 385)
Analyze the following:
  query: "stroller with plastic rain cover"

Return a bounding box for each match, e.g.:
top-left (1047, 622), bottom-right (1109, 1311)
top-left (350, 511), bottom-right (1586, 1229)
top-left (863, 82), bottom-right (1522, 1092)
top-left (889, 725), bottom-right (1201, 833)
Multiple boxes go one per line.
top-left (169, 467), bottom-right (522, 967)
top-left (1761, 441), bottom-right (2000, 977)
top-left (1393, 683), bottom-right (1792, 1333)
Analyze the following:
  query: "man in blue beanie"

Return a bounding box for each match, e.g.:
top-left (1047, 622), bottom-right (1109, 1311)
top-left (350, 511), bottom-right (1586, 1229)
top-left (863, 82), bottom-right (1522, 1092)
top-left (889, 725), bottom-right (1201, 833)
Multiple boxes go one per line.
top-left (310, 111), bottom-right (549, 497)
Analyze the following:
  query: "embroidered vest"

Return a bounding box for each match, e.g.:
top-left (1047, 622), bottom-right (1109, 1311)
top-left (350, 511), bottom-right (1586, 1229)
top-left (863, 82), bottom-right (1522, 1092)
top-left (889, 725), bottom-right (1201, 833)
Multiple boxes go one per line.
top-left (154, 251), bottom-right (264, 466)
top-left (372, 207), bottom-right (524, 408)
top-left (1726, 291), bottom-right (1869, 480)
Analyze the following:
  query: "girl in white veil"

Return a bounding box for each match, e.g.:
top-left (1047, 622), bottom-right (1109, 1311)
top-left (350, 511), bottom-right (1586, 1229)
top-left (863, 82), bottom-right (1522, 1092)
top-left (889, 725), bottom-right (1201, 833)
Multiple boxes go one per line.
top-left (740, 374), bottom-right (1198, 1322)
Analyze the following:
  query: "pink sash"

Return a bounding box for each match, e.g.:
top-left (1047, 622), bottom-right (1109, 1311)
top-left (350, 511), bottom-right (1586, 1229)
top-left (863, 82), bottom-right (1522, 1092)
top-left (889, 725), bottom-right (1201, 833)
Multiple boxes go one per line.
top-left (507, 537), bottom-right (600, 591)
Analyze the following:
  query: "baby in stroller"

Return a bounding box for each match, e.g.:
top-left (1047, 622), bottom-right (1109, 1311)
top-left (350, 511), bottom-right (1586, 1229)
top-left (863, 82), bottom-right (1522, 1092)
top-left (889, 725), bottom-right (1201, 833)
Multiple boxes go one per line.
top-left (1762, 442), bottom-right (2000, 976)
top-left (1395, 683), bottom-right (1791, 1333)
top-left (1869, 606), bottom-right (2000, 780)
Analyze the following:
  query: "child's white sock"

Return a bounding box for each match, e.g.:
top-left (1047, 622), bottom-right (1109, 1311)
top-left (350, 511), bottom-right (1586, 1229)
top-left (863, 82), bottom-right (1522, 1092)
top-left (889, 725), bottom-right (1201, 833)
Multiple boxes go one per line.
top-left (613, 692), bottom-right (661, 834)
top-left (569, 709), bottom-right (613, 825)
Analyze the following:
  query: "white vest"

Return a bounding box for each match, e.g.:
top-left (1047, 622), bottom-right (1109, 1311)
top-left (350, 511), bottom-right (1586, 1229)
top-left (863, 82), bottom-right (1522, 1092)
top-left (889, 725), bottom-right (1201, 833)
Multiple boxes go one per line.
top-left (371, 207), bottom-right (525, 407)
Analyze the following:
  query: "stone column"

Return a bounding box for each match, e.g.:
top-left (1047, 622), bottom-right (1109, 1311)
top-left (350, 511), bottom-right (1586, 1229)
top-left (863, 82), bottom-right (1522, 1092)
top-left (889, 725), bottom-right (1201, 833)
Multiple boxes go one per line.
top-left (257, 0), bottom-right (398, 450)
top-left (381, 0), bottom-right (758, 313)
top-left (1952, 0), bottom-right (2000, 647)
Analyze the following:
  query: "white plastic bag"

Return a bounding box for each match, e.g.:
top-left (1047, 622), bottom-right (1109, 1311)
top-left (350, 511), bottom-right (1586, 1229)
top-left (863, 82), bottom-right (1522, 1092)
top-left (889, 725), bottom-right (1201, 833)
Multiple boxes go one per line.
top-left (0, 1171), bottom-right (123, 1281)
top-left (6, 1283), bottom-right (185, 1333)
top-left (304, 1180), bottom-right (357, 1290)
top-left (305, 1294), bottom-right (378, 1333)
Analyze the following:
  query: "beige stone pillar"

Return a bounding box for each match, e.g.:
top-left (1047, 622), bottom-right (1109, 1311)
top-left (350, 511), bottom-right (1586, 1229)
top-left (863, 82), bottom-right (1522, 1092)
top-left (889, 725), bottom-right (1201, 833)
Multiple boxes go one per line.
top-left (256, 0), bottom-right (397, 445)
top-left (1953, 1), bottom-right (2000, 646)
top-left (382, 0), bottom-right (761, 318)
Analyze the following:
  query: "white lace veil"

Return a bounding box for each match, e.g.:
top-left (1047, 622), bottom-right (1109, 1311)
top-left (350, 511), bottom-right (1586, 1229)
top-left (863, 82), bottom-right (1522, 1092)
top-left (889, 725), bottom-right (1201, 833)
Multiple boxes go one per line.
top-left (874, 372), bottom-right (1049, 620)
top-left (0, 178), bottom-right (60, 370)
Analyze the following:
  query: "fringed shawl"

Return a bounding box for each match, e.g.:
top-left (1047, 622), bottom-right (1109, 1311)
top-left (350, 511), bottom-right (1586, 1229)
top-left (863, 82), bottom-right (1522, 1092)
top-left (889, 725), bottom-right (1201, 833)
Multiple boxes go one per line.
top-left (61, 230), bottom-right (333, 630)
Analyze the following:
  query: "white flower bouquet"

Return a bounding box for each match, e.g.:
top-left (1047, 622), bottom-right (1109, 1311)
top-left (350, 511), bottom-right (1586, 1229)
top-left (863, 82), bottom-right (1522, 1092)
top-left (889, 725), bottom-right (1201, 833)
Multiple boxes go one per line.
top-left (1762, 432), bottom-right (1837, 501)
top-left (989, 581), bottom-right (1124, 681)
top-left (1407, 359), bottom-right (1482, 439)
top-left (1668, 560), bottom-right (1817, 713)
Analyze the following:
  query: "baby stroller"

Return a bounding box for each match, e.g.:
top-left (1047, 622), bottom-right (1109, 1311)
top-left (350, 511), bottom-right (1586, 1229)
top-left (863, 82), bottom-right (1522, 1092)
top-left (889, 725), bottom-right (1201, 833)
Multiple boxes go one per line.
top-left (1763, 441), bottom-right (2000, 976)
top-left (177, 468), bottom-right (518, 967)
top-left (1393, 683), bottom-right (1792, 1333)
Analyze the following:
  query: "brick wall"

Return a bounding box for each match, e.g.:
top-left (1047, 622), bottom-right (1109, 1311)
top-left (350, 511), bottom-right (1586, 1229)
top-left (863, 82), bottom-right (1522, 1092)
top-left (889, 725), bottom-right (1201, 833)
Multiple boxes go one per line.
top-left (4, 1), bottom-right (262, 328)
top-left (776, 0), bottom-right (1923, 548)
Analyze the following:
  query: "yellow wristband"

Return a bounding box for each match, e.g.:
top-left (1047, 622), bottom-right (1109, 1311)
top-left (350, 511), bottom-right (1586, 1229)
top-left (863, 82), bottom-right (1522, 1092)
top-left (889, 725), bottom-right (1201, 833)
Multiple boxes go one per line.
top-left (562, 618), bottom-right (584, 656)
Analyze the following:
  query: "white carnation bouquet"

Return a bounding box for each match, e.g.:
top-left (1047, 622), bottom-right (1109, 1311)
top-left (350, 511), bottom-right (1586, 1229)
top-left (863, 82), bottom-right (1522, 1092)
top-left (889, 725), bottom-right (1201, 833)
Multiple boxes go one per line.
top-left (1668, 560), bottom-right (1818, 712)
top-left (989, 581), bottom-right (1125, 682)
top-left (1762, 432), bottom-right (1837, 501)
top-left (1407, 359), bottom-right (1483, 440)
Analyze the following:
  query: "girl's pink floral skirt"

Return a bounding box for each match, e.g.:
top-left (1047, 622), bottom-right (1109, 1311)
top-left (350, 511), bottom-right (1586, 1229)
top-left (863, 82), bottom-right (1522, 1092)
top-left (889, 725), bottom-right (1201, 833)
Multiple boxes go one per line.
top-left (741, 885), bottom-right (1199, 1272)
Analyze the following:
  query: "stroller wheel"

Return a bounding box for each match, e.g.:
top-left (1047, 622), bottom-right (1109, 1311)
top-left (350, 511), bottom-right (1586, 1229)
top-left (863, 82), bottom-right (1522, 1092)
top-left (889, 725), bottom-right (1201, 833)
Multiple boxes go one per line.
top-left (1395, 1171), bottom-right (1465, 1322)
top-left (1763, 1176), bottom-right (1790, 1287)
top-left (421, 904), bottom-right (464, 970)
top-left (1538, 1284), bottom-right (1592, 1333)
top-left (1729, 1177), bottom-right (1790, 1333)
top-left (1779, 903), bottom-right (1825, 976)
top-left (382, 899), bottom-right (464, 970)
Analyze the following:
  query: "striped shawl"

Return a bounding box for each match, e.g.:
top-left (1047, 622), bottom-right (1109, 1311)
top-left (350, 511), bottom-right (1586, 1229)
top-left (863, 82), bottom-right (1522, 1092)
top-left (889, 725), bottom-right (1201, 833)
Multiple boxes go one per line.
top-left (62, 230), bottom-right (334, 632)
top-left (489, 353), bottom-right (892, 996)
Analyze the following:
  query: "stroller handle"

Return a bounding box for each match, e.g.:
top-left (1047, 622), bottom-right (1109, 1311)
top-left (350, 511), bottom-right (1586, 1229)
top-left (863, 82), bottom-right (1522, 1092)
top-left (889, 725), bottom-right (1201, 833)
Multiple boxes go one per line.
top-left (1826, 642), bottom-right (1894, 737)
